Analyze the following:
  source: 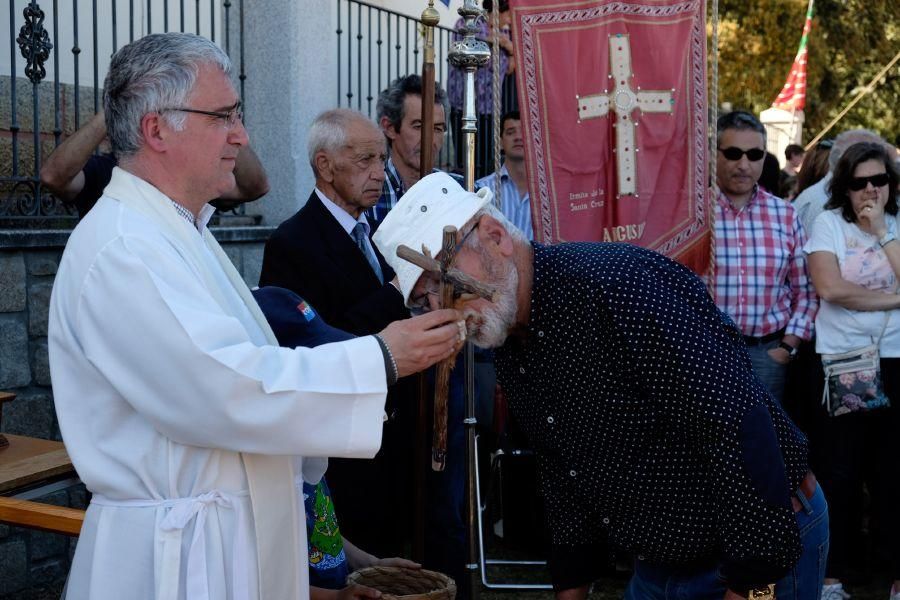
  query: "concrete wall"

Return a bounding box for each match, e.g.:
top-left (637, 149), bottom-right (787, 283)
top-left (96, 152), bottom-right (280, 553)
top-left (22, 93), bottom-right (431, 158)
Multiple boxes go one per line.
top-left (239, 1), bottom-right (338, 228)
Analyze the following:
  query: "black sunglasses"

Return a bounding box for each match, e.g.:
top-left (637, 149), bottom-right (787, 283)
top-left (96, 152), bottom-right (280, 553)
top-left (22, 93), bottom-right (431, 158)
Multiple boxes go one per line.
top-left (848, 173), bottom-right (890, 191)
top-left (718, 147), bottom-right (766, 162)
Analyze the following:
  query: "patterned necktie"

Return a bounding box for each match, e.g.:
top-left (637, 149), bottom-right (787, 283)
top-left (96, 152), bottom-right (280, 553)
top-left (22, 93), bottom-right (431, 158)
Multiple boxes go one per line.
top-left (351, 222), bottom-right (384, 283)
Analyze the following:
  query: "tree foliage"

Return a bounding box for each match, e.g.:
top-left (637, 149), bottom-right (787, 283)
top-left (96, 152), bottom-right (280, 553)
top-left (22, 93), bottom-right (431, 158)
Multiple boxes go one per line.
top-left (712, 0), bottom-right (900, 146)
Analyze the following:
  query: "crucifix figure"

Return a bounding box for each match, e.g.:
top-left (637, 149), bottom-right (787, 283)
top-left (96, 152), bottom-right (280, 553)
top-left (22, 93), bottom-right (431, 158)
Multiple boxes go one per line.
top-left (576, 33), bottom-right (675, 198)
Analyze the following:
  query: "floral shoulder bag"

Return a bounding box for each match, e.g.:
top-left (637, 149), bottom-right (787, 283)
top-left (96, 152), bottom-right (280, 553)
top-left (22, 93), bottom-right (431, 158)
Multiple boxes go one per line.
top-left (821, 314), bottom-right (891, 417)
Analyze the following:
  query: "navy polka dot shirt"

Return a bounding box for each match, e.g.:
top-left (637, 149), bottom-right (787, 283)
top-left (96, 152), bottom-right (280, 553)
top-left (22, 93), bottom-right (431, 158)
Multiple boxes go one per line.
top-left (493, 242), bottom-right (809, 588)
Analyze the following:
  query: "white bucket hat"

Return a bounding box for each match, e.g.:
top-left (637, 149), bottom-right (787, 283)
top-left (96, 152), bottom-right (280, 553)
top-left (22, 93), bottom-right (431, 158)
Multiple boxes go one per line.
top-left (373, 172), bottom-right (493, 304)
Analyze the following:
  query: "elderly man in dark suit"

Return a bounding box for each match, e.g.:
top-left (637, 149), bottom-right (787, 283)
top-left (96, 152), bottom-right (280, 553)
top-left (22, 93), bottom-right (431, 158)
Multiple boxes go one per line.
top-left (258, 108), bottom-right (414, 558)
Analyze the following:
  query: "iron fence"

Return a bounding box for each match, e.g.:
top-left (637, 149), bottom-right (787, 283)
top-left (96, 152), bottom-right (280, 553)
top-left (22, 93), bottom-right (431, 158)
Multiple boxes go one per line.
top-left (336, 0), bottom-right (519, 179)
top-left (3, 0), bottom-right (521, 222)
top-left (335, 0), bottom-right (456, 171)
top-left (1, 0), bottom-right (245, 220)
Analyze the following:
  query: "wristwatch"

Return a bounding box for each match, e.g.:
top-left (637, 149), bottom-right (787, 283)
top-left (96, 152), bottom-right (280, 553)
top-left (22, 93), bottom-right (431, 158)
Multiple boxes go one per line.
top-left (879, 232), bottom-right (897, 248)
top-left (735, 584), bottom-right (775, 599)
top-left (778, 341), bottom-right (799, 359)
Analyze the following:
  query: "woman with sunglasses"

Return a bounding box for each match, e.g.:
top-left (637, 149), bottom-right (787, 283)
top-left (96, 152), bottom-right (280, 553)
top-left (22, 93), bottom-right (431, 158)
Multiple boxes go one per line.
top-left (804, 141), bottom-right (900, 600)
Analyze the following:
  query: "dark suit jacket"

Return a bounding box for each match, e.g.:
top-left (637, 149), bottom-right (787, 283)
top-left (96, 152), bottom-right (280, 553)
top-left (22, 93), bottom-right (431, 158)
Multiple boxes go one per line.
top-left (258, 191), bottom-right (414, 556)
top-left (259, 192), bottom-right (409, 335)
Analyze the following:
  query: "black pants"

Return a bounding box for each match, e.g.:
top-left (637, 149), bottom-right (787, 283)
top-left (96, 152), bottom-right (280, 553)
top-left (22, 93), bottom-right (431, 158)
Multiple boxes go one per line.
top-left (326, 380), bottom-right (417, 558)
top-left (817, 356), bottom-right (900, 580)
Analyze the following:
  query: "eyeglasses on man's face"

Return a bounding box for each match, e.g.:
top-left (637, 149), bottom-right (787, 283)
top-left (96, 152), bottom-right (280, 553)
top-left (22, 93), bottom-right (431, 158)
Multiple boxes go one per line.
top-left (163, 103), bottom-right (243, 128)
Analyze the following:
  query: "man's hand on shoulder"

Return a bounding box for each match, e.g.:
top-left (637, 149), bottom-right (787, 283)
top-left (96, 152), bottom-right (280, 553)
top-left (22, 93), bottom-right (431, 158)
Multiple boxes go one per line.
top-left (378, 309), bottom-right (465, 378)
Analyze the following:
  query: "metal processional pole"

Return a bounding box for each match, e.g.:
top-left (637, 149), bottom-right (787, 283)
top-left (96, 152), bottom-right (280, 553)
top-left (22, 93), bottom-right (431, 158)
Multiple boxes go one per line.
top-left (448, 3), bottom-right (490, 598)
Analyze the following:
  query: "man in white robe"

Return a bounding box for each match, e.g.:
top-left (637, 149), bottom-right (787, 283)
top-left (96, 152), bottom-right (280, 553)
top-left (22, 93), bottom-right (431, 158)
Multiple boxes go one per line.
top-left (48, 32), bottom-right (464, 600)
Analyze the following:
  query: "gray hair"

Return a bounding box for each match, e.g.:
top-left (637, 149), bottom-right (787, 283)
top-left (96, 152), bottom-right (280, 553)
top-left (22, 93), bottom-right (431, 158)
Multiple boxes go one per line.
top-left (716, 110), bottom-right (766, 147)
top-left (464, 203), bottom-right (530, 248)
top-left (376, 74), bottom-right (449, 141)
top-left (103, 33), bottom-right (231, 157)
top-left (828, 129), bottom-right (888, 171)
top-left (307, 109), bottom-right (382, 176)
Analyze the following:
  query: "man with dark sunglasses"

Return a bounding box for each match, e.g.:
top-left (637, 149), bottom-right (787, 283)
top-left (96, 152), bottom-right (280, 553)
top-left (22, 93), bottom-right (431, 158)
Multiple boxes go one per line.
top-left (712, 111), bottom-right (818, 404)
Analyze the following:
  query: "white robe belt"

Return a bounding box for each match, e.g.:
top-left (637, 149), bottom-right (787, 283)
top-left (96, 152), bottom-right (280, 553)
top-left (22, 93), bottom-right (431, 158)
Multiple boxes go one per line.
top-left (92, 490), bottom-right (251, 600)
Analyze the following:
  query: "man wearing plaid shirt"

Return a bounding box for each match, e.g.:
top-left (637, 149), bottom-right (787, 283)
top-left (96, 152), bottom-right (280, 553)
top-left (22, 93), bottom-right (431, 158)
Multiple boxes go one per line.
top-left (713, 111), bottom-right (818, 403)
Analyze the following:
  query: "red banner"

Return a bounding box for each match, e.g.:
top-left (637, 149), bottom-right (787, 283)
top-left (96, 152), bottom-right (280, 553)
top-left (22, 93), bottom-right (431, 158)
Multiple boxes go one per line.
top-left (510, 0), bottom-right (711, 276)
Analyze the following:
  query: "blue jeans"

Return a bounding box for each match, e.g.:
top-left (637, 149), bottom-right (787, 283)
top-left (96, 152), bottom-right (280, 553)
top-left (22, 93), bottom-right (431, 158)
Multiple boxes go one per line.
top-left (746, 341), bottom-right (788, 404)
top-left (624, 484), bottom-right (828, 599)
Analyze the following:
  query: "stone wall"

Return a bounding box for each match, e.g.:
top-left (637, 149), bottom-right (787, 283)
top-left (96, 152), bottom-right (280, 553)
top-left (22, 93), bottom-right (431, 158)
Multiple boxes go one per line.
top-left (0, 225), bottom-right (272, 596)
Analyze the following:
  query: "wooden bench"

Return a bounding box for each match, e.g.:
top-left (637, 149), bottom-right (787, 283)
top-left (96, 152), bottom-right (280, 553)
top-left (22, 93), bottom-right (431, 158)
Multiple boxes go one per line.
top-left (0, 496), bottom-right (84, 535)
top-left (0, 409), bottom-right (84, 535)
top-left (0, 434), bottom-right (77, 497)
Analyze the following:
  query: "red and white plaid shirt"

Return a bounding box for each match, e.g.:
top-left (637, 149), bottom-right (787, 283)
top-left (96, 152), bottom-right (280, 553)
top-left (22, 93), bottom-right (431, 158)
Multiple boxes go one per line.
top-left (713, 186), bottom-right (818, 340)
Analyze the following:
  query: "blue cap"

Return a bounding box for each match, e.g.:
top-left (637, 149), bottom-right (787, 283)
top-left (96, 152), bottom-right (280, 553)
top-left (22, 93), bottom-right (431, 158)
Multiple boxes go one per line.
top-left (252, 286), bottom-right (355, 348)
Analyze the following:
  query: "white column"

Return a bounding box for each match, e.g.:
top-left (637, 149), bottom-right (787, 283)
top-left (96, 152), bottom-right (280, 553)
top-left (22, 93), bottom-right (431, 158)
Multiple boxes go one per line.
top-left (760, 107), bottom-right (805, 169)
top-left (234, 0), bottom-right (338, 227)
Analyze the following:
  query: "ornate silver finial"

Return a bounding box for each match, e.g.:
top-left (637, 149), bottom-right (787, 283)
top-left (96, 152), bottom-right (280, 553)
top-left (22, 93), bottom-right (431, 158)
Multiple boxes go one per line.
top-left (448, 1), bottom-right (491, 71)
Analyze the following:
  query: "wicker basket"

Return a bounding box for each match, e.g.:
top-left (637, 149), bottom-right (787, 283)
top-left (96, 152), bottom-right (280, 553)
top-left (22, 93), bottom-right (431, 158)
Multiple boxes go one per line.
top-left (346, 566), bottom-right (457, 600)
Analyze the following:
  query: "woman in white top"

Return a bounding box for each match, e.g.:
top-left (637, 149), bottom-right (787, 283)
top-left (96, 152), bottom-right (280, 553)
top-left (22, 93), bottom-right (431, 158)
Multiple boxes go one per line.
top-left (805, 141), bottom-right (900, 600)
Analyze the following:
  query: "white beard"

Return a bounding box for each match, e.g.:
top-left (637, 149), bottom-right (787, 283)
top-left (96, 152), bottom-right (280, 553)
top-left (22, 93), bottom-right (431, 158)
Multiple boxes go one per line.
top-left (467, 255), bottom-right (519, 348)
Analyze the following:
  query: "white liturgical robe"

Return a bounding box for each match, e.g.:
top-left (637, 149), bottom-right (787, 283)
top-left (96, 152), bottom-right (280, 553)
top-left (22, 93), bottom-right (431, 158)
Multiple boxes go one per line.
top-left (49, 168), bottom-right (388, 600)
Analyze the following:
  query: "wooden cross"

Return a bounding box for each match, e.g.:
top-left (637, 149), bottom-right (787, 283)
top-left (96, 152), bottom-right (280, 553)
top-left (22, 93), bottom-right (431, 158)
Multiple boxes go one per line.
top-left (576, 33), bottom-right (675, 198)
top-left (397, 228), bottom-right (498, 471)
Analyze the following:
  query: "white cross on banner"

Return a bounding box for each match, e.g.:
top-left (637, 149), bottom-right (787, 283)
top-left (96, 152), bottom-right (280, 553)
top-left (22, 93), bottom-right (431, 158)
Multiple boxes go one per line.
top-left (576, 34), bottom-right (674, 197)
top-left (509, 0), bottom-right (712, 277)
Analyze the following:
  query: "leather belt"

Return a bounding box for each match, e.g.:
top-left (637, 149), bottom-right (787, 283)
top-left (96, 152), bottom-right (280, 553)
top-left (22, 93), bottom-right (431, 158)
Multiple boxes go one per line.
top-left (742, 328), bottom-right (786, 347)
